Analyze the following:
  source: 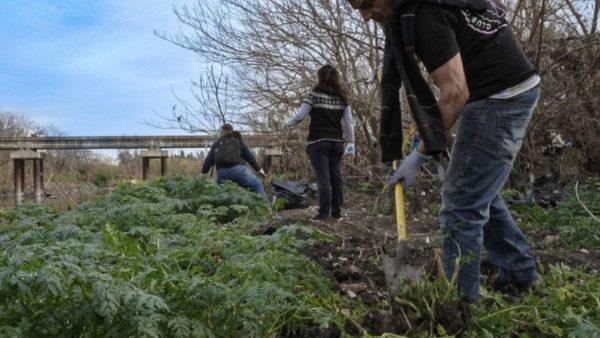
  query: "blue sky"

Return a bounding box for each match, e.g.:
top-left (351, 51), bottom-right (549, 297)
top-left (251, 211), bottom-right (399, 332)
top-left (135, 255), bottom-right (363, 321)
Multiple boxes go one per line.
top-left (0, 0), bottom-right (200, 136)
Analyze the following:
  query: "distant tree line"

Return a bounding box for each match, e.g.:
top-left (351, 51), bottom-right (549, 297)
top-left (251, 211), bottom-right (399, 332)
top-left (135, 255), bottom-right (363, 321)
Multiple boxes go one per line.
top-left (0, 112), bottom-right (203, 197)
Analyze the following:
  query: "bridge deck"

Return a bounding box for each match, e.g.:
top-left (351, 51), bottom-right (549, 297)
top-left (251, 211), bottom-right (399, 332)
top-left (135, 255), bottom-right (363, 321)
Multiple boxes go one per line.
top-left (0, 135), bottom-right (275, 150)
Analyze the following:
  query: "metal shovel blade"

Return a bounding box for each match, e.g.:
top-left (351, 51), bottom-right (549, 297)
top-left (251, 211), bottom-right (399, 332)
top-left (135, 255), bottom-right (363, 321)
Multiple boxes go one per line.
top-left (382, 241), bottom-right (425, 291)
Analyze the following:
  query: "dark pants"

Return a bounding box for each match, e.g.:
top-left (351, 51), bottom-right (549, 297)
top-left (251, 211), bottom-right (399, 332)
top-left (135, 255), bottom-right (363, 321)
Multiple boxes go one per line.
top-left (306, 141), bottom-right (344, 217)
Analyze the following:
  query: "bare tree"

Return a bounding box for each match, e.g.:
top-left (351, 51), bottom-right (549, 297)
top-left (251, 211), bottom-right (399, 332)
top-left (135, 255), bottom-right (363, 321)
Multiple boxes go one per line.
top-left (157, 0), bottom-right (382, 160)
top-left (160, 0), bottom-right (599, 186)
top-left (118, 150), bottom-right (140, 179)
top-left (496, 0), bottom-right (600, 186)
top-left (0, 112), bottom-right (120, 194)
top-left (149, 65), bottom-right (238, 134)
top-left (0, 111), bottom-right (40, 138)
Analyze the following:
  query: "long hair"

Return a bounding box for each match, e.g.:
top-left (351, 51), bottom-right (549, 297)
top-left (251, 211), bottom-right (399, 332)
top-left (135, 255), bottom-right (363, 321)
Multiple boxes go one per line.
top-left (314, 65), bottom-right (347, 102)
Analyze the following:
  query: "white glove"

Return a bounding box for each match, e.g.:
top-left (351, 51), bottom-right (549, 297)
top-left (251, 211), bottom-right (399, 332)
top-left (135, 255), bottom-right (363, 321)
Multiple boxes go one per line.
top-left (387, 150), bottom-right (430, 189)
top-left (344, 143), bottom-right (356, 156)
top-left (258, 169), bottom-right (267, 177)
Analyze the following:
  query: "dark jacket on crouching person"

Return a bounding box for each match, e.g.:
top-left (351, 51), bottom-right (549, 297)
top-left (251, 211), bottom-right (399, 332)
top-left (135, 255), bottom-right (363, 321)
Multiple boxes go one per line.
top-left (202, 132), bottom-right (268, 201)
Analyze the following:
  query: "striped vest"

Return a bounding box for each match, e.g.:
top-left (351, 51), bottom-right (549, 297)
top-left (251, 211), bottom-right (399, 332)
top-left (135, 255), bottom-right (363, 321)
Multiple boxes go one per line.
top-left (305, 90), bottom-right (346, 142)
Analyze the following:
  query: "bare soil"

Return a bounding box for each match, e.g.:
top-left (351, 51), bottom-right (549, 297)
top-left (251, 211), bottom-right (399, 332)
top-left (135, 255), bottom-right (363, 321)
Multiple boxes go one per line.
top-left (264, 189), bottom-right (600, 336)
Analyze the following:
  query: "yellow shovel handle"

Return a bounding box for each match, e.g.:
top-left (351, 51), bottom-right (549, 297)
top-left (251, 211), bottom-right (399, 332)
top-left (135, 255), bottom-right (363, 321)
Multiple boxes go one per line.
top-left (393, 160), bottom-right (407, 240)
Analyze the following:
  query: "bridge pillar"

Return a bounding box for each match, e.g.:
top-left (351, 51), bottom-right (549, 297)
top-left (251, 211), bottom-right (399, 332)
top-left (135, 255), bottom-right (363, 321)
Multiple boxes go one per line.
top-left (142, 158), bottom-right (150, 180)
top-left (262, 147), bottom-right (283, 173)
top-left (33, 159), bottom-right (42, 204)
top-left (40, 159), bottom-right (45, 192)
top-left (13, 159), bottom-right (23, 205)
top-left (140, 149), bottom-right (169, 180)
top-left (10, 150), bottom-right (46, 205)
top-left (161, 157), bottom-right (167, 176)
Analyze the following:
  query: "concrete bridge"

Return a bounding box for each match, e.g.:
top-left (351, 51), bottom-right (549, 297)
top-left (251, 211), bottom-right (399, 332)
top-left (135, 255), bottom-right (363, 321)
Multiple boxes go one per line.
top-left (0, 135), bottom-right (281, 205)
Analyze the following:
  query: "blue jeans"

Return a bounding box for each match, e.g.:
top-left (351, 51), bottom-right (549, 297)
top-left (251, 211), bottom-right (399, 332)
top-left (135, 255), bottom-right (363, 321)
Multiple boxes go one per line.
top-left (306, 141), bottom-right (344, 217)
top-left (440, 87), bottom-right (541, 302)
top-left (216, 164), bottom-right (268, 201)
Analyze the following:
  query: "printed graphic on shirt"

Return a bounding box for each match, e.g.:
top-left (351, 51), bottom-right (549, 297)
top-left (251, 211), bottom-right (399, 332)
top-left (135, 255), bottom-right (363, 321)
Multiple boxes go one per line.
top-left (461, 0), bottom-right (507, 35)
top-left (308, 91), bottom-right (346, 110)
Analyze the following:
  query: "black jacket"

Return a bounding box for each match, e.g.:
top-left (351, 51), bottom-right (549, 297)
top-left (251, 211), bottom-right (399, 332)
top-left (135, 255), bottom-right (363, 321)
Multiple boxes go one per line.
top-left (379, 0), bottom-right (491, 163)
top-left (201, 138), bottom-right (261, 174)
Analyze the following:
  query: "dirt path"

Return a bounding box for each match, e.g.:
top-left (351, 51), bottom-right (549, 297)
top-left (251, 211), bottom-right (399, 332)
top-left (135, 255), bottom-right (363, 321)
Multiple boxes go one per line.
top-left (267, 196), bottom-right (442, 334)
top-left (266, 191), bottom-right (600, 335)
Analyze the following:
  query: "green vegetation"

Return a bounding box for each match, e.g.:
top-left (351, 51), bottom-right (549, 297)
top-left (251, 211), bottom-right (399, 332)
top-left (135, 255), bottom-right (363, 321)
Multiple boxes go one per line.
top-left (507, 180), bottom-right (600, 249)
top-left (89, 165), bottom-right (122, 188)
top-left (0, 176), bottom-right (353, 337)
top-left (380, 264), bottom-right (599, 337)
top-left (387, 182), bottom-right (600, 338)
top-left (0, 175), bottom-right (598, 337)
top-left (470, 264), bottom-right (600, 338)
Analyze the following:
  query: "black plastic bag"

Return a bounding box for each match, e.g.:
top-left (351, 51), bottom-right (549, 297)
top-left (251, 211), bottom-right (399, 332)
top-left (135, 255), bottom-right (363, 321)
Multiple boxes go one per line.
top-left (270, 179), bottom-right (317, 210)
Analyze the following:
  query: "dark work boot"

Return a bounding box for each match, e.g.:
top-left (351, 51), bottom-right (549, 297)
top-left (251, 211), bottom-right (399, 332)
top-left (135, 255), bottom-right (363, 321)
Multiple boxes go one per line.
top-left (311, 214), bottom-right (329, 222)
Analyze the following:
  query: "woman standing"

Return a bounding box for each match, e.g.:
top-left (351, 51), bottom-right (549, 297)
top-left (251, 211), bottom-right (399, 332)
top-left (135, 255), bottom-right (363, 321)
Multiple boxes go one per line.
top-left (285, 65), bottom-right (355, 221)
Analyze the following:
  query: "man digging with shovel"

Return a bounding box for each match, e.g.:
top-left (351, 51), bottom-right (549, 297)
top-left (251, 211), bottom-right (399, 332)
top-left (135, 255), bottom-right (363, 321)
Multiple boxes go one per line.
top-left (345, 0), bottom-right (541, 304)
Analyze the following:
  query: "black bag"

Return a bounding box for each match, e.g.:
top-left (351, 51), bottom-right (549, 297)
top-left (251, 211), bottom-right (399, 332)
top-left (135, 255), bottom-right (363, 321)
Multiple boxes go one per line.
top-left (270, 179), bottom-right (318, 210)
top-left (214, 137), bottom-right (242, 166)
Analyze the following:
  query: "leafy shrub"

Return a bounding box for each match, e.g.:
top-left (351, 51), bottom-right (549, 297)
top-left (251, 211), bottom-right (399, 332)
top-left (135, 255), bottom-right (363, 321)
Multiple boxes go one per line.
top-left (469, 264), bottom-right (600, 337)
top-left (385, 264), bottom-right (599, 337)
top-left (509, 179), bottom-right (600, 249)
top-left (0, 176), bottom-right (349, 337)
top-left (90, 165), bottom-right (122, 188)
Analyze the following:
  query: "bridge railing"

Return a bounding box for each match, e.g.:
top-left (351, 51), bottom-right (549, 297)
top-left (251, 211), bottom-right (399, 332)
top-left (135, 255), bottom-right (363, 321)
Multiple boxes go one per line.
top-left (0, 135), bottom-right (285, 205)
top-left (0, 135), bottom-right (277, 150)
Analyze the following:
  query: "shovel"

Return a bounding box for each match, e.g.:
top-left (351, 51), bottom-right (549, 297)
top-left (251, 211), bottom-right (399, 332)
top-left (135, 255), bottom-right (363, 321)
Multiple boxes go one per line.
top-left (382, 160), bottom-right (425, 292)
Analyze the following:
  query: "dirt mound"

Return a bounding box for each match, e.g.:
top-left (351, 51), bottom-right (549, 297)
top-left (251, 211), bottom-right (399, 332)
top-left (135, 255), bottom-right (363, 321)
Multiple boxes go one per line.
top-left (269, 190), bottom-right (599, 336)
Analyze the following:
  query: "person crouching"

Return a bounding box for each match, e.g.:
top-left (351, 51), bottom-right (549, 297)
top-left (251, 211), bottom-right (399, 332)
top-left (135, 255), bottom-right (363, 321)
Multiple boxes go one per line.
top-left (202, 124), bottom-right (268, 202)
